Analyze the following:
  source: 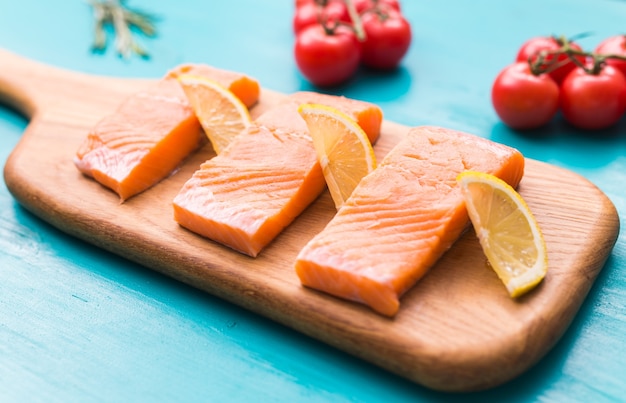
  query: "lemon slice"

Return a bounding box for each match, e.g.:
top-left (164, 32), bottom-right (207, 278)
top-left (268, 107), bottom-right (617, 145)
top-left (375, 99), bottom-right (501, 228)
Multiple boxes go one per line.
top-left (298, 103), bottom-right (377, 209)
top-left (457, 171), bottom-right (548, 297)
top-left (177, 74), bottom-right (252, 154)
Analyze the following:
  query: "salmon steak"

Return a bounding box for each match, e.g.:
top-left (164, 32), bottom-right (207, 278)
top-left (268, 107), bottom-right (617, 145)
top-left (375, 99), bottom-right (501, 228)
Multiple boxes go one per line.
top-left (295, 126), bottom-right (525, 317)
top-left (172, 92), bottom-right (383, 257)
top-left (74, 64), bottom-right (259, 202)
top-left (166, 63), bottom-right (260, 109)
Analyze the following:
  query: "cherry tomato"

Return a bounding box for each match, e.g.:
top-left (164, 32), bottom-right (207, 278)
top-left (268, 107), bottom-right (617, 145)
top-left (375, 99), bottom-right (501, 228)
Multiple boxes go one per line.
top-left (360, 10), bottom-right (411, 69)
top-left (595, 35), bottom-right (626, 79)
top-left (516, 36), bottom-right (585, 84)
top-left (491, 62), bottom-right (560, 130)
top-left (353, 0), bottom-right (401, 13)
top-left (560, 64), bottom-right (626, 130)
top-left (293, 0), bottom-right (349, 34)
top-left (295, 24), bottom-right (361, 86)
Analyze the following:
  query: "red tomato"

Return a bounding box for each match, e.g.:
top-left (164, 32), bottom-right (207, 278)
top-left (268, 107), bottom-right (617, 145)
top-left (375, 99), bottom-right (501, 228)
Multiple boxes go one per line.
top-left (293, 0), bottom-right (349, 34)
top-left (595, 35), bottom-right (626, 78)
top-left (560, 64), bottom-right (626, 130)
top-left (491, 62), bottom-right (560, 130)
top-left (516, 36), bottom-right (585, 84)
top-left (360, 10), bottom-right (411, 69)
top-left (294, 24), bottom-right (361, 86)
top-left (353, 0), bottom-right (401, 13)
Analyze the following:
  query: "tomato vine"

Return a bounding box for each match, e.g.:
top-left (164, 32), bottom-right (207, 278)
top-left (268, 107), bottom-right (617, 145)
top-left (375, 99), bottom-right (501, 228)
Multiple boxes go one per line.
top-left (493, 34), bottom-right (626, 131)
top-left (293, 0), bottom-right (411, 87)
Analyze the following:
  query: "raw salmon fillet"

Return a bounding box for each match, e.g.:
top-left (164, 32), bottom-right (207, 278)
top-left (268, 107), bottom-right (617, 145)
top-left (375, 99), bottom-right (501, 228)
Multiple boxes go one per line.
top-left (74, 65), bottom-right (259, 202)
top-left (295, 126), bottom-right (525, 317)
top-left (166, 63), bottom-right (260, 108)
top-left (286, 91), bottom-right (383, 144)
top-left (172, 93), bottom-right (382, 257)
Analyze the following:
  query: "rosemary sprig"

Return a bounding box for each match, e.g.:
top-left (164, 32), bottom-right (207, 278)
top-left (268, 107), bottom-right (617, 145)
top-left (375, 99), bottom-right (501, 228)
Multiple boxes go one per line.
top-left (88, 0), bottom-right (158, 59)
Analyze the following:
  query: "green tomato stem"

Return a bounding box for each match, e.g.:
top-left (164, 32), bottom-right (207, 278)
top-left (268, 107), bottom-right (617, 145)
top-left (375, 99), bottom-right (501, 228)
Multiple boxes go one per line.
top-left (344, 0), bottom-right (366, 41)
top-left (528, 34), bottom-right (626, 76)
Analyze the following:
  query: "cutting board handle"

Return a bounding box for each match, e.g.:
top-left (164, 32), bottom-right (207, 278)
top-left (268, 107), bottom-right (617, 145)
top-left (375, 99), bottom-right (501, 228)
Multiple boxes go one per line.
top-left (0, 48), bottom-right (49, 117)
top-left (0, 48), bottom-right (149, 120)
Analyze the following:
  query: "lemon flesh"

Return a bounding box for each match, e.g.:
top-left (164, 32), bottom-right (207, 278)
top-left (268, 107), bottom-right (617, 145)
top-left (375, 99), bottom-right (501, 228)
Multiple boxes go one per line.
top-left (298, 103), bottom-right (376, 209)
top-left (457, 171), bottom-right (548, 297)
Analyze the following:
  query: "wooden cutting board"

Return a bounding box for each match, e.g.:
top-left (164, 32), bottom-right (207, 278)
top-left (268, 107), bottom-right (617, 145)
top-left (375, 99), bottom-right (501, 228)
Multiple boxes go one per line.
top-left (0, 48), bottom-right (620, 392)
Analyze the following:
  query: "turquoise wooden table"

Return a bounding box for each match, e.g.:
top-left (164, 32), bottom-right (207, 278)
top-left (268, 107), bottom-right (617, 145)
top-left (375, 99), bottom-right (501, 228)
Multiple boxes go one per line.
top-left (1, 0), bottom-right (624, 401)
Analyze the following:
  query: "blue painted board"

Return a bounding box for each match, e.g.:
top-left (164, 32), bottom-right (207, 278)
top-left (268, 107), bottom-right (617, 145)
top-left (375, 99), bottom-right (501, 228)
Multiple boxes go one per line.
top-left (1, 0), bottom-right (624, 401)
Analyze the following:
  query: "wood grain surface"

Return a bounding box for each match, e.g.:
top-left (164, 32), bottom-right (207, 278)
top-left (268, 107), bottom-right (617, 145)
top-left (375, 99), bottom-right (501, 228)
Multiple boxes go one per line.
top-left (0, 48), bottom-right (620, 392)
